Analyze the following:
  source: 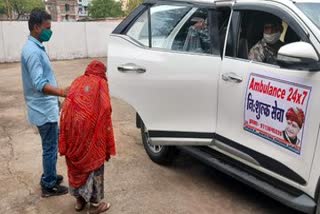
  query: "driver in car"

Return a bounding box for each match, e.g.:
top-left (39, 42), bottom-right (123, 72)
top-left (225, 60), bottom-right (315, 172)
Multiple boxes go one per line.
top-left (248, 18), bottom-right (284, 65)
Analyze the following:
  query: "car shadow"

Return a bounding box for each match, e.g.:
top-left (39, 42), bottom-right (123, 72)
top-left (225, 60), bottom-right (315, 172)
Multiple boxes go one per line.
top-left (168, 150), bottom-right (304, 214)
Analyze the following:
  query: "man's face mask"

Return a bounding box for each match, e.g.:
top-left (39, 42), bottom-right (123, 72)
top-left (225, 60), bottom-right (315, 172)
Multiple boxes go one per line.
top-left (264, 32), bottom-right (281, 44)
top-left (35, 20), bottom-right (52, 42)
top-left (39, 28), bottom-right (53, 42)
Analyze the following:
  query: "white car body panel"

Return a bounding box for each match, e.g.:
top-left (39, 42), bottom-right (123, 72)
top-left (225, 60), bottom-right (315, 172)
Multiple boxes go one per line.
top-left (108, 35), bottom-right (220, 133)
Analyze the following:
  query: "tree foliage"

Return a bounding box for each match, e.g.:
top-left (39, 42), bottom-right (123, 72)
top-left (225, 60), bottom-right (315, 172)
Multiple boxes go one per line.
top-left (89, 0), bottom-right (123, 18)
top-left (125, 0), bottom-right (143, 15)
top-left (0, 0), bottom-right (44, 20)
top-left (0, 1), bottom-right (5, 15)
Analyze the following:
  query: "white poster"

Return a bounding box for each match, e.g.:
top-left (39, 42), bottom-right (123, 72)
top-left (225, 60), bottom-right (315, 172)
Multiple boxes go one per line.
top-left (244, 73), bottom-right (312, 155)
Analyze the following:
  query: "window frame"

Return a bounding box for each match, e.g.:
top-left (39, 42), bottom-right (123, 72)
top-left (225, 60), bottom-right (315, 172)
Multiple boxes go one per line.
top-left (65, 4), bottom-right (70, 12)
top-left (127, 4), bottom-right (197, 49)
top-left (223, 2), bottom-right (319, 70)
top-left (123, 2), bottom-right (227, 57)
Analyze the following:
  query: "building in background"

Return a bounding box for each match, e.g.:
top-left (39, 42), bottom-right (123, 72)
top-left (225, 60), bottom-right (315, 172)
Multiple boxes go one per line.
top-left (44, 0), bottom-right (78, 21)
top-left (77, 0), bottom-right (91, 19)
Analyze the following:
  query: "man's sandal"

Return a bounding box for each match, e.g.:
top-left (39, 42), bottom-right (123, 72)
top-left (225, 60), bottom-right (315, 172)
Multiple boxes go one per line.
top-left (88, 202), bottom-right (111, 214)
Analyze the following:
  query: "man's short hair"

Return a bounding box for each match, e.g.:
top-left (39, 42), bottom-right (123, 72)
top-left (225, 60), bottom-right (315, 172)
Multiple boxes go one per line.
top-left (28, 8), bottom-right (51, 31)
top-left (264, 16), bottom-right (282, 27)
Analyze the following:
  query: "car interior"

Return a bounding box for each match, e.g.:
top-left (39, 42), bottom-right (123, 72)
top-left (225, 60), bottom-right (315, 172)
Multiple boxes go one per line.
top-left (171, 8), bottom-right (209, 51)
top-left (236, 11), bottom-right (301, 61)
top-left (170, 8), bottom-right (301, 62)
top-left (172, 8), bottom-right (231, 55)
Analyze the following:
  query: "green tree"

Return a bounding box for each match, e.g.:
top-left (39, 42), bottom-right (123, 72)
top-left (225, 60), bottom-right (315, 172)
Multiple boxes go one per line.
top-left (12, 0), bottom-right (44, 20)
top-left (89, 0), bottom-right (123, 19)
top-left (0, 0), bottom-right (12, 19)
top-left (126, 0), bottom-right (143, 15)
top-left (0, 0), bottom-right (44, 20)
top-left (0, 1), bottom-right (5, 15)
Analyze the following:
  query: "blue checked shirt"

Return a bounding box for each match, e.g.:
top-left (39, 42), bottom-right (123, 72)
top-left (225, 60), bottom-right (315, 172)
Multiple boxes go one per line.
top-left (21, 36), bottom-right (59, 126)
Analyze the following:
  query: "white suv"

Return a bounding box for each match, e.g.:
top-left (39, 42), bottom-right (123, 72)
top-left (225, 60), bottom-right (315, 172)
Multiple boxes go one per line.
top-left (108, 0), bottom-right (320, 213)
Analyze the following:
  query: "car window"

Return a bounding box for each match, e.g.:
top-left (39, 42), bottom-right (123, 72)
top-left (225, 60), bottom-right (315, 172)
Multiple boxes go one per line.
top-left (127, 5), bottom-right (231, 56)
top-left (297, 3), bottom-right (320, 30)
top-left (127, 5), bottom-right (192, 48)
top-left (226, 10), bottom-right (303, 68)
top-left (127, 11), bottom-right (149, 46)
top-left (171, 8), bottom-right (211, 54)
top-left (171, 8), bottom-right (231, 55)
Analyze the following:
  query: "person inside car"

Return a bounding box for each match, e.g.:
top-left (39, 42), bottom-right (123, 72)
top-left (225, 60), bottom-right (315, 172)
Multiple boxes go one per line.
top-left (248, 18), bottom-right (284, 65)
top-left (183, 17), bottom-right (210, 53)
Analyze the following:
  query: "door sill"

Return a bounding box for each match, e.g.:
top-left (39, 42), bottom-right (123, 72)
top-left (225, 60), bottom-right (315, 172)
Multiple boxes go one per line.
top-left (179, 146), bottom-right (316, 214)
top-left (150, 137), bottom-right (213, 146)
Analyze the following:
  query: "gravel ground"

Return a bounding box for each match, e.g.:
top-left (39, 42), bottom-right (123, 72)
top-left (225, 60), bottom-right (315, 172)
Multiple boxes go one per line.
top-left (0, 58), bottom-right (302, 214)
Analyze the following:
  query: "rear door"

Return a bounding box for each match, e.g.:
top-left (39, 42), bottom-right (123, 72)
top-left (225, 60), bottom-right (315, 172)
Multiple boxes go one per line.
top-left (108, 2), bottom-right (225, 144)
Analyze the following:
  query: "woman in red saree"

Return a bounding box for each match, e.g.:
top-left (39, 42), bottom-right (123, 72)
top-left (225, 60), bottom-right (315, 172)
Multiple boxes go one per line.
top-left (59, 60), bottom-right (115, 213)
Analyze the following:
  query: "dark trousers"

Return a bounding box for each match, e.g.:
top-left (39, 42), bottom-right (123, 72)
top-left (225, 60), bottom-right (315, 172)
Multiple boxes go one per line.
top-left (37, 122), bottom-right (58, 189)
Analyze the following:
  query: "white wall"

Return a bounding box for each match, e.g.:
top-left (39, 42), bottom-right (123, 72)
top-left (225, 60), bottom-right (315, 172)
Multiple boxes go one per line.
top-left (46, 22), bottom-right (88, 60)
top-left (0, 22), bottom-right (5, 61)
top-left (1, 22), bottom-right (29, 62)
top-left (86, 22), bottom-right (117, 58)
top-left (0, 20), bottom-right (121, 63)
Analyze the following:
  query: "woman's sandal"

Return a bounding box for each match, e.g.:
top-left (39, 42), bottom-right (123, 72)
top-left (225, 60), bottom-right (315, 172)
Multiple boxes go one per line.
top-left (75, 197), bottom-right (87, 212)
top-left (88, 202), bottom-right (111, 214)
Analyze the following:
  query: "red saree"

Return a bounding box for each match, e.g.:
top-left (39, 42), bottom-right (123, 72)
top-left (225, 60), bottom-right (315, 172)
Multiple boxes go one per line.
top-left (59, 60), bottom-right (116, 188)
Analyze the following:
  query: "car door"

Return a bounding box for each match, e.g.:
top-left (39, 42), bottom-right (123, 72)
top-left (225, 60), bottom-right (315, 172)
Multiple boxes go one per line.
top-left (216, 2), bottom-right (320, 187)
top-left (108, 2), bottom-right (224, 145)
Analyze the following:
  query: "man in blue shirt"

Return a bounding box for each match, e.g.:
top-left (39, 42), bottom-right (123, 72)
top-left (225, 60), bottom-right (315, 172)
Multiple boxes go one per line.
top-left (21, 8), bottom-right (69, 197)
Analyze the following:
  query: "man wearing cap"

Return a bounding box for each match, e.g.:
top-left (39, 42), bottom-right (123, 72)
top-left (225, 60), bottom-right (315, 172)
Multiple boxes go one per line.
top-left (248, 18), bottom-right (285, 65)
top-left (282, 107), bottom-right (305, 147)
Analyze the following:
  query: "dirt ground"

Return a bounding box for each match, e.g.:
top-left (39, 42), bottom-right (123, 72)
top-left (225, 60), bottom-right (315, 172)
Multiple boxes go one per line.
top-left (0, 58), bottom-right (302, 214)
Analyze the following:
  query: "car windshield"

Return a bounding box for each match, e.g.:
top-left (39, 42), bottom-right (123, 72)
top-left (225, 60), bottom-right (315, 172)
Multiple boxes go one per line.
top-left (297, 3), bottom-right (320, 29)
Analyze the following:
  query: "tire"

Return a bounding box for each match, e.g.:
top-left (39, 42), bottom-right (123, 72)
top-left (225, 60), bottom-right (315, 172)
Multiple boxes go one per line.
top-left (140, 122), bottom-right (177, 165)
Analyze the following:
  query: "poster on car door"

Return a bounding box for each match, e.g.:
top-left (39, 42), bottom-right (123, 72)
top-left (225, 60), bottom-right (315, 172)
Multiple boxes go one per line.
top-left (243, 73), bottom-right (312, 155)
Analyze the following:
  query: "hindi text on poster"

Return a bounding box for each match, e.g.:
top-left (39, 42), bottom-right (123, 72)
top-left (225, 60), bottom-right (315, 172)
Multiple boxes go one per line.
top-left (244, 73), bottom-right (312, 155)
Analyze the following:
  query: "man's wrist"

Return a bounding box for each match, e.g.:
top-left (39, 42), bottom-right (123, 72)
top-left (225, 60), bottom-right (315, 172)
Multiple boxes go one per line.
top-left (60, 89), bottom-right (66, 97)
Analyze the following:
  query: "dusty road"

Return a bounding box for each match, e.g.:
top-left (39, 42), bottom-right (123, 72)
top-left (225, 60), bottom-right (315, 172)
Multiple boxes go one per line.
top-left (0, 58), bottom-right (302, 214)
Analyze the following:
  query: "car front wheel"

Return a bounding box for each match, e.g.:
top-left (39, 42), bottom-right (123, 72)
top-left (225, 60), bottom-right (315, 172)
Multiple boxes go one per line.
top-left (141, 122), bottom-right (176, 165)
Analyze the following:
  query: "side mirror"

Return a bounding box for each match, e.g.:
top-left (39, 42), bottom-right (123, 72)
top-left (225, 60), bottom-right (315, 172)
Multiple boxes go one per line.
top-left (277, 42), bottom-right (320, 71)
top-left (277, 42), bottom-right (319, 68)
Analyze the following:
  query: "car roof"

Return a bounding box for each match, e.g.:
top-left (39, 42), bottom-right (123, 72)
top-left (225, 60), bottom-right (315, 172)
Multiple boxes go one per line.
top-left (144, 0), bottom-right (309, 5)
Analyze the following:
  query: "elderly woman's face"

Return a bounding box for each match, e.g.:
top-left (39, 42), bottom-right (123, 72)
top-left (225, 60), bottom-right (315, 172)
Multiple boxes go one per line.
top-left (285, 120), bottom-right (301, 139)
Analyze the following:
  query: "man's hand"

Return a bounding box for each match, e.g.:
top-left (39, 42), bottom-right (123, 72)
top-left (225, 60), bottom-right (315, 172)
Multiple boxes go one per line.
top-left (43, 84), bottom-right (70, 97)
top-left (62, 87), bottom-right (70, 97)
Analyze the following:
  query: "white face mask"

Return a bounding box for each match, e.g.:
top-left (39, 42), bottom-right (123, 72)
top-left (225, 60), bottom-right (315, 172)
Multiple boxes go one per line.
top-left (263, 32), bottom-right (281, 44)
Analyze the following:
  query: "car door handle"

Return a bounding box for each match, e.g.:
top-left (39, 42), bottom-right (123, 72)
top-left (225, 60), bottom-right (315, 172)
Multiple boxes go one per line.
top-left (117, 63), bottom-right (146, 73)
top-left (222, 72), bottom-right (243, 83)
